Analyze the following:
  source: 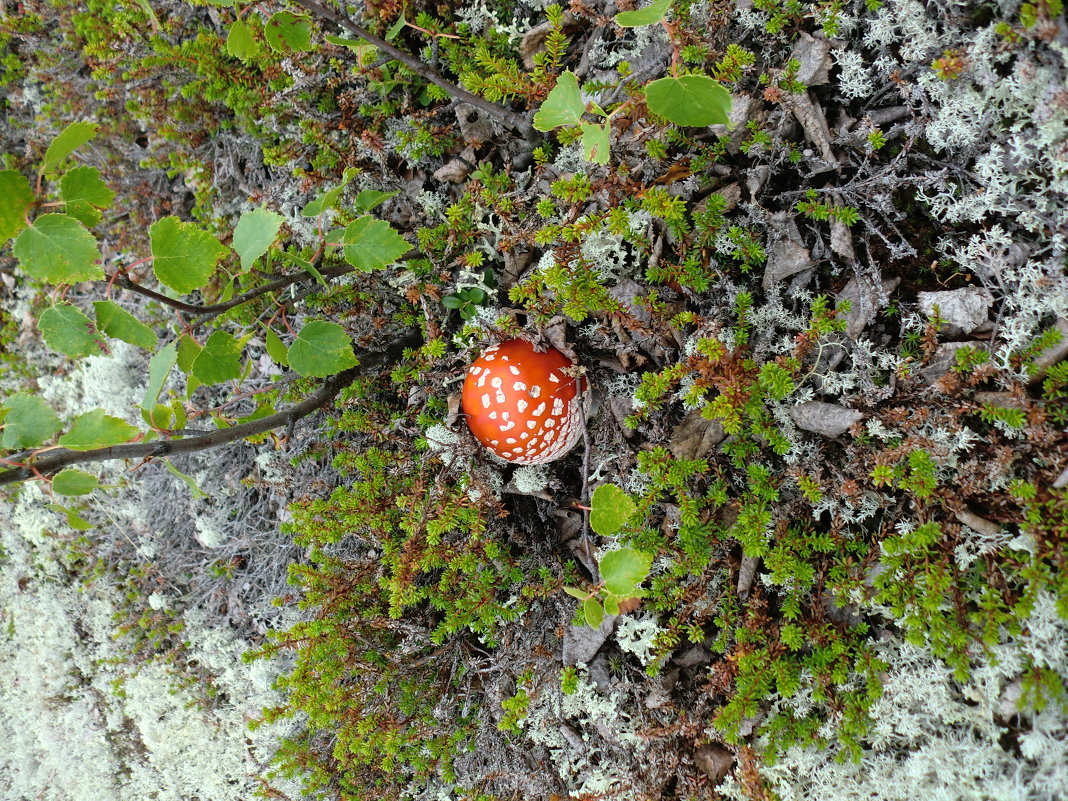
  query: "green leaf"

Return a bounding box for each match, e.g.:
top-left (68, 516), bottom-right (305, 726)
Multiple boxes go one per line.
top-left (46, 502), bottom-right (94, 530)
top-left (0, 169), bottom-right (34, 241)
top-left (164, 458), bottom-right (208, 499)
top-left (580, 123), bottom-right (610, 165)
top-left (226, 19), bottom-right (259, 61)
top-left (301, 167), bottom-right (359, 217)
top-left (52, 468), bottom-right (100, 496)
top-left (603, 595), bottom-right (621, 616)
top-left (150, 216), bottom-right (229, 294)
top-left (264, 11), bottom-right (313, 52)
top-left (324, 34), bottom-right (372, 52)
top-left (190, 330), bottom-right (243, 384)
top-left (590, 482), bottom-right (637, 536)
top-left (13, 213), bottom-right (103, 284)
top-left (60, 165), bottom-right (114, 227)
top-left (176, 333), bottom-right (202, 373)
top-left (599, 548), bottom-right (653, 596)
top-left (93, 300), bottom-right (157, 349)
top-left (40, 122), bottom-right (98, 174)
top-left (615, 0), bottom-right (671, 26)
top-left (288, 320), bottom-right (357, 377)
top-left (38, 303), bottom-right (105, 358)
top-left (264, 327), bottom-right (289, 366)
top-left (386, 13), bottom-right (407, 41)
top-left (59, 409), bottom-right (139, 451)
top-left (643, 74), bottom-right (732, 127)
top-left (279, 250), bottom-right (326, 284)
top-left (563, 586), bottom-right (589, 601)
top-left (1, 394), bottom-right (62, 450)
top-left (232, 206), bottom-right (284, 271)
top-left (533, 71), bottom-right (585, 131)
top-left (583, 597), bottom-right (605, 628)
top-left (353, 189), bottom-right (398, 213)
top-left (341, 216), bottom-right (409, 272)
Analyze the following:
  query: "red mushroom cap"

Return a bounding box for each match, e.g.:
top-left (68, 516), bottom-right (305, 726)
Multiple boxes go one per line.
top-left (461, 339), bottom-right (589, 465)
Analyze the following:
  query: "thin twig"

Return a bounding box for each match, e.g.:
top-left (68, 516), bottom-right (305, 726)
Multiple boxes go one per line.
top-left (292, 0), bottom-right (533, 137)
top-left (0, 327), bottom-right (423, 487)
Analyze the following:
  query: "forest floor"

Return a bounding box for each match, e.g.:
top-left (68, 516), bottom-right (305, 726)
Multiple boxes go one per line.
top-left (1, 1), bottom-right (1068, 800)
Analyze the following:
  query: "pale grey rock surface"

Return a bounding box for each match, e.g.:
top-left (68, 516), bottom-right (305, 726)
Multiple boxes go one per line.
top-left (788, 401), bottom-right (864, 437)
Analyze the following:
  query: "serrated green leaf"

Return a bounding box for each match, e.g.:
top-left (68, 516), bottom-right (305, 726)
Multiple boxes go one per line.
top-left (40, 122), bottom-right (98, 174)
top-left (583, 597), bottom-right (605, 628)
top-left (142, 343), bottom-right (177, 410)
top-left (341, 216), bottom-right (409, 272)
top-left (615, 0), bottom-right (671, 26)
top-left (150, 216), bottom-right (229, 294)
top-left (533, 71), bottom-right (584, 132)
top-left (603, 595), bottom-right (621, 616)
top-left (52, 468), bottom-right (100, 496)
top-left (599, 547), bottom-right (653, 596)
top-left (264, 327), bottom-right (289, 366)
top-left (60, 165), bottom-right (114, 216)
top-left (63, 201), bottom-right (102, 228)
top-left (164, 458), bottom-right (208, 499)
top-left (590, 482), bottom-right (637, 536)
top-left (563, 586), bottom-right (589, 601)
top-left (46, 502), bottom-right (94, 530)
top-left (0, 169), bottom-right (34, 241)
top-left (38, 303), bottom-right (105, 358)
top-left (226, 19), bottom-right (259, 61)
top-left (288, 320), bottom-right (357, 377)
top-left (13, 214), bottom-right (103, 284)
top-left (644, 74), bottom-right (732, 127)
top-left (93, 300), bottom-right (157, 349)
top-left (581, 122), bottom-right (610, 165)
top-left (190, 330), bottom-right (242, 384)
top-left (353, 189), bottom-right (397, 213)
top-left (59, 409), bottom-right (139, 451)
top-left (233, 206), bottom-right (284, 271)
top-left (176, 334), bottom-right (202, 373)
top-left (1, 394), bottom-right (62, 450)
top-left (264, 11), bottom-right (312, 52)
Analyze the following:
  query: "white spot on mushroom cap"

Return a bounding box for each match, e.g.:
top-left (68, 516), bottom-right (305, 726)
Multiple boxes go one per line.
top-left (513, 381), bottom-right (527, 392)
top-left (481, 394), bottom-right (490, 408)
top-left (532, 403), bottom-right (546, 417)
top-left (530, 385), bottom-right (542, 398)
top-left (517, 399), bottom-right (528, 413)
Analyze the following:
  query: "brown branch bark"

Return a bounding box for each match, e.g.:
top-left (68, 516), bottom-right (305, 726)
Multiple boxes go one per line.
top-left (0, 327), bottom-right (423, 487)
top-left (292, 0), bottom-right (533, 137)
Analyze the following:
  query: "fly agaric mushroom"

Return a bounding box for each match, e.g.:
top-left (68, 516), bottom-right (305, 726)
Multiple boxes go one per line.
top-left (461, 338), bottom-right (589, 465)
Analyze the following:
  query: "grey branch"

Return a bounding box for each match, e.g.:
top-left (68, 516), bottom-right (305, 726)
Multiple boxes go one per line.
top-left (0, 327), bottom-right (423, 487)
